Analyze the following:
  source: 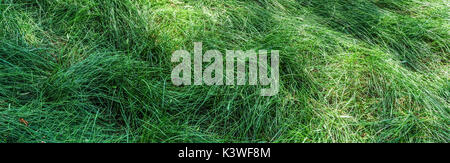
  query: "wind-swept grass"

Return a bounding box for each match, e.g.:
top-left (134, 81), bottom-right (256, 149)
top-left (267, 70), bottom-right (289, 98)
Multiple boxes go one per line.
top-left (0, 0), bottom-right (448, 143)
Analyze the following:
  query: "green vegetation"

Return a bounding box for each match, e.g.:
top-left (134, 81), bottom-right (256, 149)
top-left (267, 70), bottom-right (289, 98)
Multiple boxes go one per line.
top-left (0, 0), bottom-right (448, 143)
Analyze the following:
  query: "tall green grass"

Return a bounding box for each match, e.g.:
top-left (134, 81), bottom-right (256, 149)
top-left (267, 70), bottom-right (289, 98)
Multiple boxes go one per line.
top-left (0, 0), bottom-right (448, 143)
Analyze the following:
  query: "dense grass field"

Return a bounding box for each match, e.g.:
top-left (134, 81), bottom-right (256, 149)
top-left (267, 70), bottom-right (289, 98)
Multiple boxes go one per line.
top-left (0, 0), bottom-right (448, 143)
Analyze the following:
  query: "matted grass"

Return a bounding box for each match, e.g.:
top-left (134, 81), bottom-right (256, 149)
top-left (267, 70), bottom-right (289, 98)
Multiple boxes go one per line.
top-left (0, 0), bottom-right (448, 143)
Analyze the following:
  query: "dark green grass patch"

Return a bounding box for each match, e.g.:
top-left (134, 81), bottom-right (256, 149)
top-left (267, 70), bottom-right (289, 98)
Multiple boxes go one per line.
top-left (0, 0), bottom-right (448, 143)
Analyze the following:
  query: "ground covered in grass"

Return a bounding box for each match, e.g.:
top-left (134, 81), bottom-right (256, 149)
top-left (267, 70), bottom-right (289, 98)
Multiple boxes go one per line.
top-left (0, 0), bottom-right (448, 143)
